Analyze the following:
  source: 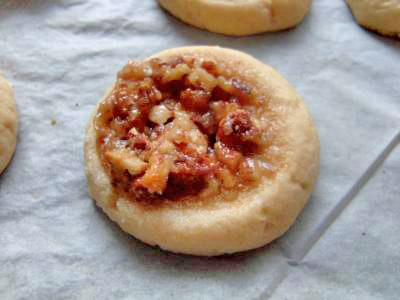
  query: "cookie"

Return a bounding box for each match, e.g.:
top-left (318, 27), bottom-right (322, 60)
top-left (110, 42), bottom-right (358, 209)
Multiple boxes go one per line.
top-left (347, 0), bottom-right (400, 38)
top-left (84, 46), bottom-right (319, 256)
top-left (158, 0), bottom-right (312, 36)
top-left (0, 74), bottom-right (18, 175)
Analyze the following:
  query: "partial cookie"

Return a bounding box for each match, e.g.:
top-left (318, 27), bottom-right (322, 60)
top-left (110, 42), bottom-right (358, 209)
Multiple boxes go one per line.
top-left (0, 74), bottom-right (18, 174)
top-left (347, 0), bottom-right (400, 38)
top-left (158, 0), bottom-right (312, 36)
top-left (84, 46), bottom-right (320, 256)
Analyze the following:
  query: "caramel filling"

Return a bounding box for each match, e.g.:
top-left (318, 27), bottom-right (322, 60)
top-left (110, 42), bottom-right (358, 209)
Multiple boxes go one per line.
top-left (95, 56), bottom-right (279, 204)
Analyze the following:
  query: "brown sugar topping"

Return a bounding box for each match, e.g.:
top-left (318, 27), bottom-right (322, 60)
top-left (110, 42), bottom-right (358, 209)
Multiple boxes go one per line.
top-left (95, 56), bottom-right (280, 205)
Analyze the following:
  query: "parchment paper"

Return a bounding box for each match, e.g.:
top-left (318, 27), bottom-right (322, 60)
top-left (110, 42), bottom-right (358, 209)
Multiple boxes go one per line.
top-left (272, 143), bottom-right (400, 300)
top-left (0, 1), bottom-right (399, 299)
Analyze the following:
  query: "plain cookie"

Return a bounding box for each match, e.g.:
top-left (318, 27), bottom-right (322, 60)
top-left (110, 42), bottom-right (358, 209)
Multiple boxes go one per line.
top-left (84, 46), bottom-right (320, 256)
top-left (0, 74), bottom-right (18, 174)
top-left (347, 0), bottom-right (400, 38)
top-left (159, 0), bottom-right (312, 36)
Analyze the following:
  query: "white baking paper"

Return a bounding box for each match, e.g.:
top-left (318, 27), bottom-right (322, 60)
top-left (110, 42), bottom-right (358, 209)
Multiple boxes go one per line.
top-left (272, 144), bottom-right (400, 300)
top-left (0, 0), bottom-right (399, 299)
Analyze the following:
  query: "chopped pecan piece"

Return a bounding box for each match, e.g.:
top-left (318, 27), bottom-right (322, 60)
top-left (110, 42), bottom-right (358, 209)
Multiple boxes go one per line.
top-left (214, 141), bottom-right (243, 172)
top-left (238, 158), bottom-right (260, 183)
top-left (217, 76), bottom-right (252, 100)
top-left (135, 153), bottom-right (172, 194)
top-left (210, 101), bottom-right (240, 124)
top-left (161, 63), bottom-right (191, 84)
top-left (217, 111), bottom-right (261, 146)
top-left (201, 60), bottom-right (219, 76)
top-left (180, 88), bottom-right (210, 112)
top-left (187, 68), bottom-right (217, 91)
top-left (128, 128), bottom-right (149, 150)
top-left (149, 104), bottom-right (172, 125)
top-left (118, 61), bottom-right (149, 81)
top-left (105, 150), bottom-right (147, 176)
top-left (191, 112), bottom-right (216, 135)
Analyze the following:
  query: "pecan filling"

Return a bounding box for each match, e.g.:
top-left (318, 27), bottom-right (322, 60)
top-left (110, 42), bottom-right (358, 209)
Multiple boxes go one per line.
top-left (95, 56), bottom-right (278, 204)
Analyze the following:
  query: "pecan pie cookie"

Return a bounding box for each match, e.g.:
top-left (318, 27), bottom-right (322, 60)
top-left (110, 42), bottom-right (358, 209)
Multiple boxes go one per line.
top-left (0, 74), bottom-right (18, 175)
top-left (84, 46), bottom-right (319, 256)
top-left (158, 0), bottom-right (312, 36)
